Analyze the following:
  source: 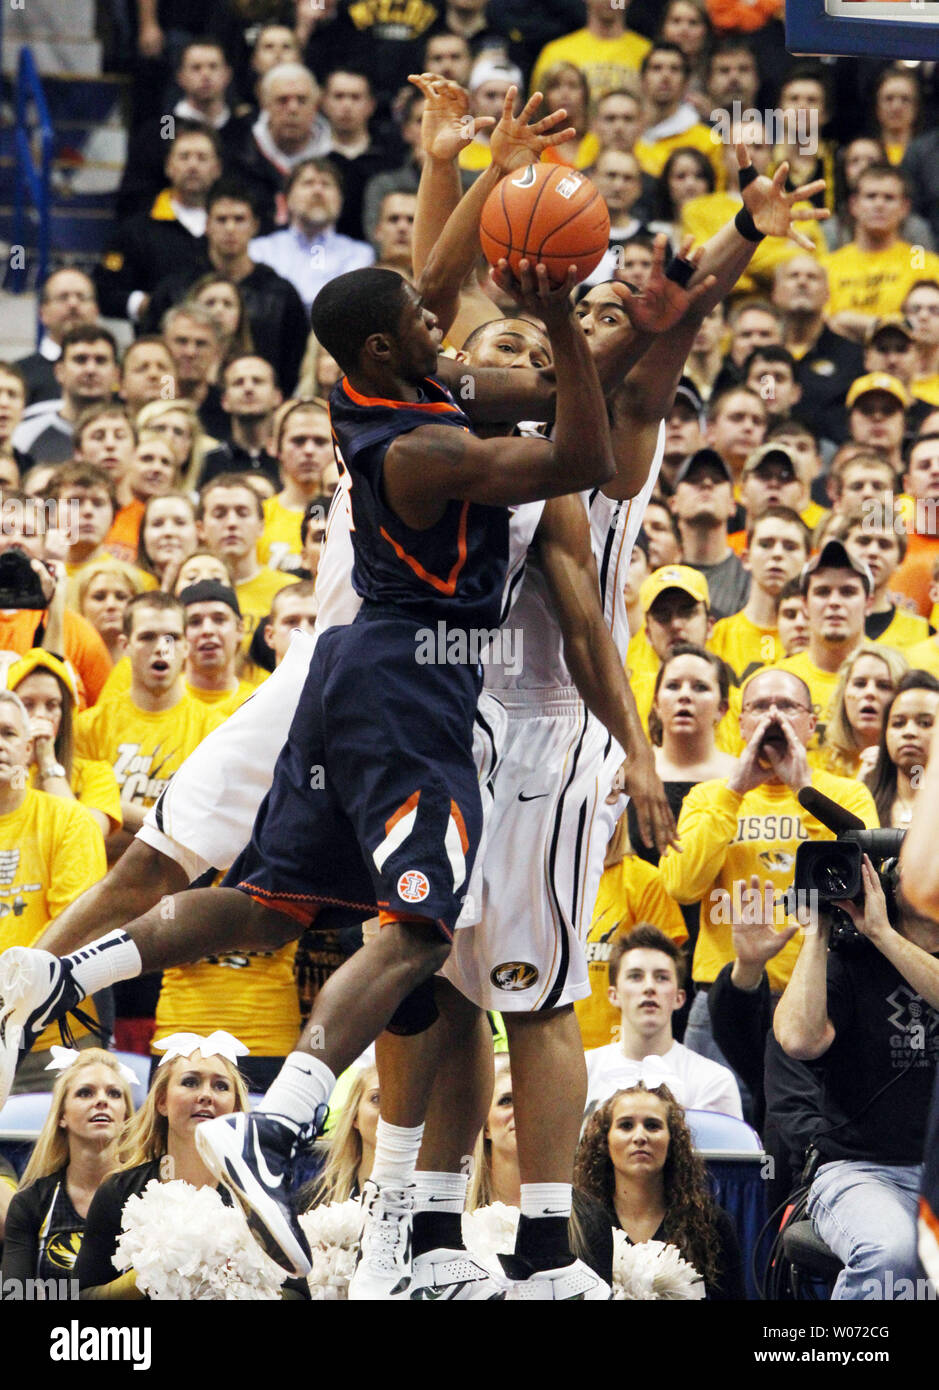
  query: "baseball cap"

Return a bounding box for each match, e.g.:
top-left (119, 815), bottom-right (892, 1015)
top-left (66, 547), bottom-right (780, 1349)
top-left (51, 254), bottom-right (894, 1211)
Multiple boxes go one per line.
top-left (865, 314), bottom-right (915, 346)
top-left (672, 447), bottom-right (734, 487)
top-left (672, 376), bottom-right (704, 417)
top-left (640, 564), bottom-right (710, 614)
top-left (469, 56), bottom-right (524, 92)
top-left (799, 538), bottom-right (873, 596)
top-left (742, 442), bottom-right (798, 477)
top-left (179, 580), bottom-right (242, 617)
top-left (845, 372), bottom-right (911, 410)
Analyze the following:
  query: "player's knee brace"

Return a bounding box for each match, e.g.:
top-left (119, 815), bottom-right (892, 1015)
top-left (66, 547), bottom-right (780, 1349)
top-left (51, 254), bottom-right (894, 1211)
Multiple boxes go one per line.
top-left (386, 977), bottom-right (439, 1035)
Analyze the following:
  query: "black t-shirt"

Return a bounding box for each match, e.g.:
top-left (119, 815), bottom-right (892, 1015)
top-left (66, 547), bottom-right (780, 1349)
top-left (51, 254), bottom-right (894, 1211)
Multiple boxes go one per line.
top-left (1, 1168), bottom-right (85, 1284)
top-left (818, 939), bottom-right (939, 1164)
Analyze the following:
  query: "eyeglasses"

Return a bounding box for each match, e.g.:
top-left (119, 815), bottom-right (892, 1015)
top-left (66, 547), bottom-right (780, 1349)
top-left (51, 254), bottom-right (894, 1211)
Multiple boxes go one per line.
top-left (742, 700), bottom-right (812, 716)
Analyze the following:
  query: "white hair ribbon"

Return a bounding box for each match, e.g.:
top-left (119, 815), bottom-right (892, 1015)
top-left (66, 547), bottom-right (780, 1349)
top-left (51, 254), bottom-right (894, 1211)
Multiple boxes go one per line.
top-left (153, 1031), bottom-right (250, 1066)
top-left (636, 1056), bottom-right (681, 1093)
top-left (44, 1044), bottom-right (140, 1086)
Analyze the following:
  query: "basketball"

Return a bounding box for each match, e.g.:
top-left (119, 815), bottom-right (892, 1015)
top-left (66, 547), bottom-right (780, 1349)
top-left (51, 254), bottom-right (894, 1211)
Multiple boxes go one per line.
top-left (479, 162), bottom-right (611, 288)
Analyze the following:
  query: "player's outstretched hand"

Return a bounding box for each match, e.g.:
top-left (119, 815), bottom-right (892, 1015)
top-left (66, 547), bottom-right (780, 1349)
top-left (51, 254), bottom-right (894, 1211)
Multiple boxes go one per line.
top-left (610, 234), bottom-right (715, 335)
top-left (736, 141), bottom-right (829, 251)
top-left (609, 745), bottom-right (679, 856)
top-left (490, 257), bottom-right (577, 326)
top-left (489, 87), bottom-right (576, 174)
top-left (408, 73), bottom-right (494, 162)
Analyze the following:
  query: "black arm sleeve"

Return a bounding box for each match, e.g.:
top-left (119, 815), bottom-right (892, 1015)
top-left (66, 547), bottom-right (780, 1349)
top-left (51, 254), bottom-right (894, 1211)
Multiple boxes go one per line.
top-left (74, 1174), bottom-right (130, 1293)
top-left (0, 1185), bottom-right (41, 1283)
top-left (571, 1189), bottom-right (615, 1286)
top-left (708, 962), bottom-right (772, 1091)
top-left (708, 1206), bottom-right (746, 1301)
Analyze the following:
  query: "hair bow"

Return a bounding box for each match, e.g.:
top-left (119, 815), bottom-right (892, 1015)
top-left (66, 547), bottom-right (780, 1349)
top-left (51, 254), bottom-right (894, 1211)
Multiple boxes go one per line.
top-left (44, 1044), bottom-right (140, 1085)
top-left (636, 1056), bottom-right (681, 1094)
top-left (153, 1031), bottom-right (250, 1066)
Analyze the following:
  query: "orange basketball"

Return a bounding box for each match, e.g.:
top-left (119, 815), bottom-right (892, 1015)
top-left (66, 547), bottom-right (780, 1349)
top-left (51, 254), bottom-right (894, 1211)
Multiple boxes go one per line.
top-left (479, 162), bottom-right (611, 288)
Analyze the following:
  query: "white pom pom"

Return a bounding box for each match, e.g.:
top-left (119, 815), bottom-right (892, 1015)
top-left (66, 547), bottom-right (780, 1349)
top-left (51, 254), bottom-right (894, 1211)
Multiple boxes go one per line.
top-left (113, 1180), bottom-right (287, 1300)
top-left (461, 1202), bottom-right (520, 1270)
top-left (298, 1198), bottom-right (364, 1300)
top-left (611, 1233), bottom-right (705, 1301)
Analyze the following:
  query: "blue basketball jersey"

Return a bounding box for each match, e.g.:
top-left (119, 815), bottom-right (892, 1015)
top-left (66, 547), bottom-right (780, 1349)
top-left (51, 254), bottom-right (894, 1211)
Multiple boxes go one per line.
top-left (328, 374), bottom-right (509, 630)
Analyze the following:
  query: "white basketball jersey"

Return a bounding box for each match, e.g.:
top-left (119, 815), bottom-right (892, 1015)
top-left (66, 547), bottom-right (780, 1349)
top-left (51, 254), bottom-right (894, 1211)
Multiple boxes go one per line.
top-left (484, 419), bottom-right (665, 695)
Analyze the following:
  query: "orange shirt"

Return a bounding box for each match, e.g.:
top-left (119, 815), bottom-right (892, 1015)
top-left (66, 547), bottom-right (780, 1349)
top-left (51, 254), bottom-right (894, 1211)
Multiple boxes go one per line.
top-left (106, 500), bottom-right (146, 565)
top-left (891, 532), bottom-right (939, 617)
top-left (0, 609), bottom-right (111, 709)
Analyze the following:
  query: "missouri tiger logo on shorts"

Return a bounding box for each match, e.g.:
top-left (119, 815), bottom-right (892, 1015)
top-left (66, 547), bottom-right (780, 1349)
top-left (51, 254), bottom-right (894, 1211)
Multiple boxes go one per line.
top-left (490, 961), bottom-right (539, 992)
top-left (398, 870), bottom-right (430, 903)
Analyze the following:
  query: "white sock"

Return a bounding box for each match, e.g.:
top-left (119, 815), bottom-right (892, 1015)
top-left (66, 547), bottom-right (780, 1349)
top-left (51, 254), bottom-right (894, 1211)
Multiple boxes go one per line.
top-left (65, 931), bottom-right (142, 998)
top-left (520, 1183), bottom-right (572, 1221)
top-left (370, 1118), bottom-right (424, 1187)
top-left (261, 1052), bottom-right (335, 1132)
top-left (413, 1170), bottom-right (468, 1215)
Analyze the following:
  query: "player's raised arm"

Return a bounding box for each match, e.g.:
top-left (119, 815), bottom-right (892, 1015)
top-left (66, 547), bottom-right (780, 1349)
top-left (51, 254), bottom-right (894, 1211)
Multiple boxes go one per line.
top-left (535, 494), bottom-right (678, 855)
top-left (411, 75), bottom-right (575, 344)
top-left (385, 262), bottom-right (614, 513)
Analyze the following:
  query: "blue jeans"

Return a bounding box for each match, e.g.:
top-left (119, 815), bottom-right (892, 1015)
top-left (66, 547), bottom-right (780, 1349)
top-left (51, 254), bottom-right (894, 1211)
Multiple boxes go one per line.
top-left (807, 1159), bottom-right (927, 1300)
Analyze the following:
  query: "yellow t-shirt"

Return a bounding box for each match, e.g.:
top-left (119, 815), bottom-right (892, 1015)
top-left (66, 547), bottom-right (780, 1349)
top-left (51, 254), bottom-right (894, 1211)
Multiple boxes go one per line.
top-left (458, 140), bottom-right (495, 172)
top-left (575, 855), bottom-right (688, 1051)
top-left (634, 123), bottom-right (725, 192)
top-left (155, 941), bottom-right (300, 1058)
top-left (23, 757), bottom-right (123, 833)
top-left (912, 373), bottom-right (939, 407)
top-left (872, 606), bottom-right (931, 650)
top-left (681, 192), bottom-right (827, 298)
top-left (658, 771), bottom-right (879, 991)
top-left (903, 636), bottom-right (939, 677)
top-left (97, 655), bottom-right (130, 703)
top-left (530, 28), bottom-right (652, 102)
top-left (75, 691), bottom-right (224, 810)
top-left (235, 567), bottom-right (299, 657)
top-left (259, 495), bottom-right (306, 571)
top-left (184, 678), bottom-right (256, 716)
top-left (625, 627), bottom-right (660, 684)
top-left (801, 500), bottom-right (827, 531)
top-left (820, 241), bottom-right (939, 319)
top-left (709, 611), bottom-right (782, 684)
top-left (0, 790), bottom-right (107, 1049)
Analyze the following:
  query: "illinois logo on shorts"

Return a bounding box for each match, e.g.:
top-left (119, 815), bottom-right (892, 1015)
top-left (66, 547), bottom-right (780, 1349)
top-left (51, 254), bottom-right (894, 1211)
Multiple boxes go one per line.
top-left (490, 961), bottom-right (539, 992)
top-left (398, 869), bottom-right (430, 903)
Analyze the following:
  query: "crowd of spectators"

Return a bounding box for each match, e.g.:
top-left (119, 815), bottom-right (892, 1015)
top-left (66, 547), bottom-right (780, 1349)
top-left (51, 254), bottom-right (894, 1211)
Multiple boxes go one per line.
top-left (2, 0), bottom-right (939, 1305)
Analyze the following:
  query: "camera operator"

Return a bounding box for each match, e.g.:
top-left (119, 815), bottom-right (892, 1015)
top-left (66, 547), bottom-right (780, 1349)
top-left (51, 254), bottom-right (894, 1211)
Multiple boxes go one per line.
top-left (774, 858), bottom-right (939, 1300)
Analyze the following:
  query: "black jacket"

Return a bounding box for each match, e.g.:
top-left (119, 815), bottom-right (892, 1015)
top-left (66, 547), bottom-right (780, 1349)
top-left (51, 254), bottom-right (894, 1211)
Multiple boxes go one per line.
top-left (143, 260), bottom-right (309, 396)
top-left (94, 207), bottom-right (209, 319)
top-left (13, 351), bottom-right (58, 407)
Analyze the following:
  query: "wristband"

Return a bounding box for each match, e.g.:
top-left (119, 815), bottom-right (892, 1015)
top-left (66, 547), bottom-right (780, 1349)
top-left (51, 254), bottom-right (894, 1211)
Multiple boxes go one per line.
top-left (737, 164), bottom-right (758, 192)
top-left (734, 207), bottom-right (765, 243)
top-left (665, 256), bottom-right (695, 289)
